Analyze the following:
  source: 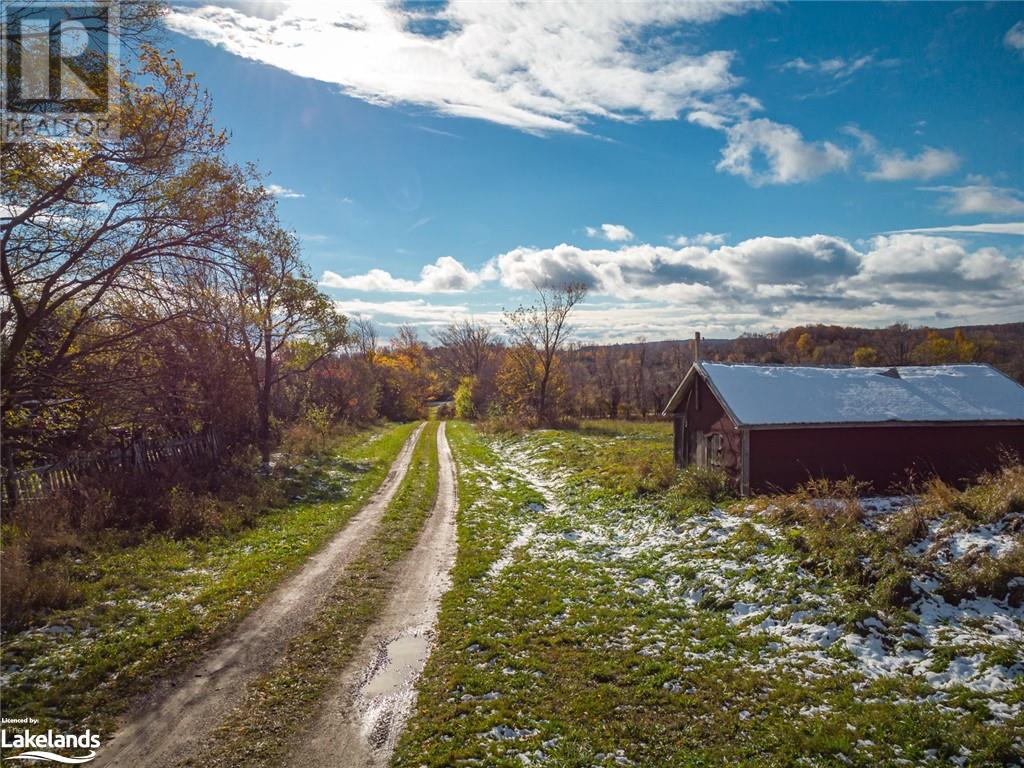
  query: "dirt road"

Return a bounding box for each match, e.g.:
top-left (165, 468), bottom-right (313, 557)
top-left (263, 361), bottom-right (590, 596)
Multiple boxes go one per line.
top-left (92, 423), bottom-right (426, 768)
top-left (283, 420), bottom-right (459, 768)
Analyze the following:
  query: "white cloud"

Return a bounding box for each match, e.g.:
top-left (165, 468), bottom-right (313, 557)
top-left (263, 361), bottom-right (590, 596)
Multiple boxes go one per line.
top-left (857, 234), bottom-right (968, 277)
top-left (320, 255), bottom-right (481, 293)
top-left (333, 298), bottom-right (493, 328)
top-left (780, 53), bottom-right (898, 80)
top-left (674, 232), bottom-right (726, 247)
top-left (864, 146), bottom-right (960, 181)
top-left (490, 235), bottom-right (887, 299)
top-left (166, 1), bottom-right (758, 134)
top-left (1005, 21), bottom-right (1024, 53)
top-left (923, 183), bottom-right (1024, 216)
top-left (586, 223), bottom-right (634, 242)
top-left (266, 183), bottom-right (304, 198)
top-left (169, 1), bottom-right (876, 189)
top-left (716, 119), bottom-right (850, 185)
top-left (326, 232), bottom-right (1023, 338)
top-left (843, 127), bottom-right (959, 182)
top-left (957, 247), bottom-right (1016, 281)
top-left (887, 222), bottom-right (1024, 236)
top-left (686, 110), bottom-right (729, 130)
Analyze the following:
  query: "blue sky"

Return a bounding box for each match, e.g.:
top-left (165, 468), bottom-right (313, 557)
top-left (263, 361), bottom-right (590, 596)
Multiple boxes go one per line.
top-left (164, 1), bottom-right (1024, 340)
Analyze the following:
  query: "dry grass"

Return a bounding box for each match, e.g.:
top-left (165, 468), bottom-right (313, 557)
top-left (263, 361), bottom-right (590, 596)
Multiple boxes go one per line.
top-left (0, 537), bottom-right (82, 624)
top-left (0, 428), bottom-right (365, 630)
top-left (750, 464), bottom-right (1024, 615)
top-left (478, 414), bottom-right (531, 435)
top-left (675, 465), bottom-right (733, 502)
top-left (924, 462), bottom-right (1024, 527)
top-left (938, 542), bottom-right (1024, 604)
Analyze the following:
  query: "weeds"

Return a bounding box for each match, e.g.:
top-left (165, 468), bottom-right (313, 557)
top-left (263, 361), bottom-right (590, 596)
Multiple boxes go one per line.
top-left (0, 423), bottom-right (382, 629)
top-left (940, 543), bottom-right (1024, 604)
top-left (922, 462), bottom-right (1024, 528)
top-left (676, 465), bottom-right (733, 502)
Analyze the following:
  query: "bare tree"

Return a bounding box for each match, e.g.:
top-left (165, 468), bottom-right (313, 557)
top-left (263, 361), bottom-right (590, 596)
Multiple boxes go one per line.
top-left (630, 337), bottom-right (648, 417)
top-left (352, 317), bottom-right (378, 362)
top-left (432, 319), bottom-right (494, 383)
top-left (502, 282), bottom-right (587, 423)
top-left (879, 323), bottom-right (912, 366)
top-left (594, 346), bottom-right (624, 418)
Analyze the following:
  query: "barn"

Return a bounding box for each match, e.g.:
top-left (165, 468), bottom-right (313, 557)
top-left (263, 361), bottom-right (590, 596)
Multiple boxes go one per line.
top-left (662, 357), bottom-right (1024, 495)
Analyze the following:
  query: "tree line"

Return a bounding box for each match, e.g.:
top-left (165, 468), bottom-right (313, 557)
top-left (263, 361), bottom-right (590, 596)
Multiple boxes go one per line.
top-left (427, 319), bottom-right (1024, 425)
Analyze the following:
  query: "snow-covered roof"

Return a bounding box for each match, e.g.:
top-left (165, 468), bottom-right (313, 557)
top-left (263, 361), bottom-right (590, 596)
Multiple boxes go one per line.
top-left (675, 363), bottom-right (1024, 426)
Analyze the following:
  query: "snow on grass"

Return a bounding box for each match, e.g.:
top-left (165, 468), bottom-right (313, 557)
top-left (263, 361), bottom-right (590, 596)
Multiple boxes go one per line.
top-left (396, 425), bottom-right (1024, 767)
top-left (499, 430), bottom-right (1023, 727)
top-left (487, 522), bottom-right (538, 580)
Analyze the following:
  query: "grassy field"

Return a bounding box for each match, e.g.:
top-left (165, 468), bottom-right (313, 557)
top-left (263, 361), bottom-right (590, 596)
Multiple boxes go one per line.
top-left (183, 419), bottom-right (442, 768)
top-left (0, 421), bottom-right (418, 735)
top-left (395, 420), bottom-right (1023, 768)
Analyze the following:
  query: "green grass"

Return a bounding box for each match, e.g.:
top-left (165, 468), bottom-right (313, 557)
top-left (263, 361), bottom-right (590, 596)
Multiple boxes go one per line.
top-left (183, 420), bottom-right (442, 768)
top-left (529, 419), bottom-right (676, 496)
top-left (0, 422), bottom-right (418, 736)
top-left (394, 420), bottom-right (1023, 768)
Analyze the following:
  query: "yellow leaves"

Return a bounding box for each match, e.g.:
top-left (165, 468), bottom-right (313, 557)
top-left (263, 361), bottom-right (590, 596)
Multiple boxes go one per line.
top-left (851, 346), bottom-right (879, 367)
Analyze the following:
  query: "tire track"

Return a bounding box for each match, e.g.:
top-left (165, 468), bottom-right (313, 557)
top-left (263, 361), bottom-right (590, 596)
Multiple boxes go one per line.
top-left (284, 420), bottom-right (459, 768)
top-left (93, 423), bottom-right (426, 768)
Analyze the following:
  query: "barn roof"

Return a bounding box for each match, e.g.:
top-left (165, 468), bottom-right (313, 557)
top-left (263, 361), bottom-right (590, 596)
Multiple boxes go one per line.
top-left (664, 363), bottom-right (1024, 427)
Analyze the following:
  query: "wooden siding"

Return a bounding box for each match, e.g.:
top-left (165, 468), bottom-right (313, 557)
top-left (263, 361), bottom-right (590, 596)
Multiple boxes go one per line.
top-left (748, 423), bottom-right (1024, 493)
top-left (671, 375), bottom-right (741, 479)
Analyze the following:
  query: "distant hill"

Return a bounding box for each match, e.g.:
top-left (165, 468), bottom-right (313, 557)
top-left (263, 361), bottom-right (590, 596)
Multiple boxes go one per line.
top-left (576, 322), bottom-right (1024, 383)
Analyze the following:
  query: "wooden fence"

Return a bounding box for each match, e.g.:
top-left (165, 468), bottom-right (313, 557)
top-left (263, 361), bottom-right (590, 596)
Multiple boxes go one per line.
top-left (2, 431), bottom-right (220, 506)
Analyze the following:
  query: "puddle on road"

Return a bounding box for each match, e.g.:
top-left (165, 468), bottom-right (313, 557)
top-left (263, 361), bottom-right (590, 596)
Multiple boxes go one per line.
top-left (356, 627), bottom-right (437, 753)
top-left (362, 632), bottom-right (432, 698)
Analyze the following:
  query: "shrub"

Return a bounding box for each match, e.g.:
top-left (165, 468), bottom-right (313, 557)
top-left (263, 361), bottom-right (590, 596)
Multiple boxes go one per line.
top-left (886, 501), bottom-right (931, 549)
top-left (478, 413), bottom-right (530, 435)
top-left (280, 405), bottom-right (348, 457)
top-left (454, 376), bottom-right (476, 420)
top-left (4, 492), bottom-right (93, 563)
top-left (162, 486), bottom-right (237, 538)
top-left (676, 466), bottom-right (733, 502)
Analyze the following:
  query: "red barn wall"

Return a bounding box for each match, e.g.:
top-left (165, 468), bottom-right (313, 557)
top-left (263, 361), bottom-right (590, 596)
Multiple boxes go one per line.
top-left (748, 424), bottom-right (1024, 493)
top-left (676, 376), bottom-right (741, 475)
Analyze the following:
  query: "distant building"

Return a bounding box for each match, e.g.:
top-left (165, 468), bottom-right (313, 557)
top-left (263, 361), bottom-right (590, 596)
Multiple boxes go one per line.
top-left (663, 355), bottom-right (1024, 495)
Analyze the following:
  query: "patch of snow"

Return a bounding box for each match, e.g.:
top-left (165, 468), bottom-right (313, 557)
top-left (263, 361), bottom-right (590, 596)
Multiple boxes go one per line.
top-left (946, 524), bottom-right (1019, 561)
top-left (488, 725), bottom-right (539, 740)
